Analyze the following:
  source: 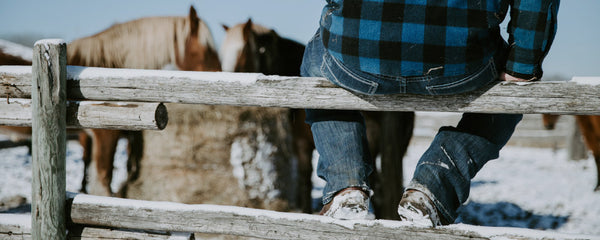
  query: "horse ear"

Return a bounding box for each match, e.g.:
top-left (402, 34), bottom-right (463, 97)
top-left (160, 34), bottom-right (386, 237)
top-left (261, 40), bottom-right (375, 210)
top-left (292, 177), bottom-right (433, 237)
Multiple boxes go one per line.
top-left (222, 24), bottom-right (229, 31)
top-left (243, 18), bottom-right (253, 39)
top-left (188, 6), bottom-right (200, 34)
top-left (244, 18), bottom-right (253, 33)
top-left (189, 6), bottom-right (198, 18)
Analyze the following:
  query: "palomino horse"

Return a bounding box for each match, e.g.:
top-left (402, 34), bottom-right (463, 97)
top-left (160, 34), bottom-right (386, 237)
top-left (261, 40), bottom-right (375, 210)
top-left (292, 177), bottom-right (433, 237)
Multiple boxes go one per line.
top-left (67, 6), bottom-right (221, 196)
top-left (220, 19), bottom-right (414, 218)
top-left (543, 114), bottom-right (600, 191)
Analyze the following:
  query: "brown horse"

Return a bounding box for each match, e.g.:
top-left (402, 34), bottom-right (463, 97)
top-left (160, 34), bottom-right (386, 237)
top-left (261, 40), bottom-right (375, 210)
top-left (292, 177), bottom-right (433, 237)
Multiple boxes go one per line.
top-left (220, 19), bottom-right (414, 218)
top-left (67, 6), bottom-right (221, 196)
top-left (543, 114), bottom-right (600, 191)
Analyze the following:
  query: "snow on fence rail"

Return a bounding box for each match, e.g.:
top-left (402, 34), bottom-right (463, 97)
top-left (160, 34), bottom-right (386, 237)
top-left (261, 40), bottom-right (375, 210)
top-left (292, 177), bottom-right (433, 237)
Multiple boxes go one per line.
top-left (1, 193), bottom-right (597, 240)
top-left (2, 66), bottom-right (600, 115)
top-left (2, 39), bottom-right (600, 240)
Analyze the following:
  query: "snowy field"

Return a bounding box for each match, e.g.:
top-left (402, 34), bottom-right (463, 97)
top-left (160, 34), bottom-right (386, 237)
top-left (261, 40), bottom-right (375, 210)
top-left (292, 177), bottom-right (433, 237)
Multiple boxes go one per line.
top-left (1, 113), bottom-right (599, 237)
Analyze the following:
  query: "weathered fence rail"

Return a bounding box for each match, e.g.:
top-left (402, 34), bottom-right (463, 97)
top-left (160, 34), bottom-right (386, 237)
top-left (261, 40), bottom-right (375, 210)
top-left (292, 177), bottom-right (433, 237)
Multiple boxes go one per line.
top-left (2, 39), bottom-right (600, 240)
top-left (0, 98), bottom-right (167, 130)
top-left (2, 65), bottom-right (600, 114)
top-left (65, 193), bottom-right (597, 240)
top-left (0, 213), bottom-right (193, 240)
top-left (2, 193), bottom-right (596, 240)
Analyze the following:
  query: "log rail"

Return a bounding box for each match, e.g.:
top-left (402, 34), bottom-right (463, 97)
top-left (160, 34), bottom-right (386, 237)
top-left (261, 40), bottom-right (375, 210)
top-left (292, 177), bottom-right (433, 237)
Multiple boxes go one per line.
top-left (2, 65), bottom-right (600, 115)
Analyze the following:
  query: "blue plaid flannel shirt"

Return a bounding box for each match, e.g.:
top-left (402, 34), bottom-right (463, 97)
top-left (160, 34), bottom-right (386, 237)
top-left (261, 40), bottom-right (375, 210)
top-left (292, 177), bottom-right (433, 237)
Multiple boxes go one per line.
top-left (321, 0), bottom-right (559, 79)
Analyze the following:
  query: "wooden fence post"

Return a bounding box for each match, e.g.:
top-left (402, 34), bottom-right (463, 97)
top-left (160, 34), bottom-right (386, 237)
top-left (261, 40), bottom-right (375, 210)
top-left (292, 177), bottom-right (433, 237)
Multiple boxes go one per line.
top-left (31, 39), bottom-right (67, 239)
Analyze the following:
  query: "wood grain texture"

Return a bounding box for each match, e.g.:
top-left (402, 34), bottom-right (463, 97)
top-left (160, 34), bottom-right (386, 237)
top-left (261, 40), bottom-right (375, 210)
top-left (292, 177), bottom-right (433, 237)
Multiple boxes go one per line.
top-left (68, 193), bottom-right (484, 240)
top-left (31, 40), bottom-right (67, 240)
top-left (1, 66), bottom-right (597, 114)
top-left (0, 98), bottom-right (167, 130)
top-left (0, 214), bottom-right (192, 240)
top-left (67, 193), bottom-right (593, 240)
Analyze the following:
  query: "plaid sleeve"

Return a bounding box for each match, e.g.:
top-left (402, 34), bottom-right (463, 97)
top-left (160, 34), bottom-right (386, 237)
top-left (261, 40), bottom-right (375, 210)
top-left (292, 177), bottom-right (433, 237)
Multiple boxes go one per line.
top-left (505, 0), bottom-right (559, 80)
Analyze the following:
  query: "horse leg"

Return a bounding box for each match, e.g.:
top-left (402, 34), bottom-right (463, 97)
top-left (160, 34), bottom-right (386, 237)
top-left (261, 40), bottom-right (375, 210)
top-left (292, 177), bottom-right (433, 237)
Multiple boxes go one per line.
top-left (290, 109), bottom-right (315, 213)
top-left (89, 129), bottom-right (121, 196)
top-left (78, 131), bottom-right (92, 193)
top-left (575, 115), bottom-right (600, 191)
top-left (542, 114), bottom-right (561, 130)
top-left (362, 111), bottom-right (383, 218)
top-left (586, 116), bottom-right (600, 191)
top-left (364, 111), bottom-right (415, 220)
top-left (116, 130), bottom-right (144, 197)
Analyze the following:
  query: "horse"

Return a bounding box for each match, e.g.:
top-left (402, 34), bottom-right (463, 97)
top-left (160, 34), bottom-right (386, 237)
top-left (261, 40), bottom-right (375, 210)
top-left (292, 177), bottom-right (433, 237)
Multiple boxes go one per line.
top-left (67, 6), bottom-right (221, 197)
top-left (542, 114), bottom-right (600, 191)
top-left (220, 19), bottom-right (415, 218)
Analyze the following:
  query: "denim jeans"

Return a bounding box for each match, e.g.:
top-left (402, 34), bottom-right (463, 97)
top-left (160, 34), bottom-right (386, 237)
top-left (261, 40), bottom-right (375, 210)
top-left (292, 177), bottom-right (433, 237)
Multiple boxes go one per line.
top-left (301, 30), bottom-right (522, 223)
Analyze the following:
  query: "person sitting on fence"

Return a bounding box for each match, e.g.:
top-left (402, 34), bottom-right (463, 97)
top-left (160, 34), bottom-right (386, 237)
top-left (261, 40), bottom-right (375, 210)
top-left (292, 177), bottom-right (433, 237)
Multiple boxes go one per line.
top-left (302, 0), bottom-right (560, 226)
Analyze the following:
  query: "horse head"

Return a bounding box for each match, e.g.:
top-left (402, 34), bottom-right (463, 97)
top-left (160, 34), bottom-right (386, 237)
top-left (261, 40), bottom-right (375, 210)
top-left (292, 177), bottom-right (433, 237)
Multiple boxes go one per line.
top-left (175, 6), bottom-right (222, 71)
top-left (220, 19), bottom-right (286, 74)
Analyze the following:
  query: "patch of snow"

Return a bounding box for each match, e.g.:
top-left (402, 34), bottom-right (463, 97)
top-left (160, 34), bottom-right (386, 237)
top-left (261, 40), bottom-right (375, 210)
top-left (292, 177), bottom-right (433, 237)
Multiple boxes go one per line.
top-left (501, 81), bottom-right (535, 86)
top-left (402, 141), bottom-right (600, 236)
top-left (260, 75), bottom-right (299, 81)
top-left (230, 130), bottom-right (280, 201)
top-left (66, 65), bottom-right (264, 85)
top-left (0, 65), bottom-right (32, 75)
top-left (0, 139), bottom-right (128, 202)
top-left (33, 39), bottom-right (65, 47)
top-left (0, 213), bottom-right (30, 228)
top-left (0, 39), bottom-right (32, 61)
top-left (572, 76), bottom-right (600, 85)
top-left (446, 223), bottom-right (600, 240)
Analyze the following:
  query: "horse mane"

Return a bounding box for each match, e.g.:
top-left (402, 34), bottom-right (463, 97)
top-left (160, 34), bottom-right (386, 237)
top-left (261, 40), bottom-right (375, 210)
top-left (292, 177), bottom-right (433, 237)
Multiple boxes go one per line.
top-left (67, 15), bottom-right (217, 70)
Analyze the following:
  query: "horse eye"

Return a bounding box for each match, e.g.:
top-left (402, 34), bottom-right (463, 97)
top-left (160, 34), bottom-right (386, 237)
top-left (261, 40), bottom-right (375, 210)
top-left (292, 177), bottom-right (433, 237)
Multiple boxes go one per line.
top-left (259, 47), bottom-right (266, 54)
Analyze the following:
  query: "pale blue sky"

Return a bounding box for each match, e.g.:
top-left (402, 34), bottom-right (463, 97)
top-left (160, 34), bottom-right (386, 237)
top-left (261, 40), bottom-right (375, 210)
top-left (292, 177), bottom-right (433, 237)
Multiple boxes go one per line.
top-left (1, 0), bottom-right (598, 78)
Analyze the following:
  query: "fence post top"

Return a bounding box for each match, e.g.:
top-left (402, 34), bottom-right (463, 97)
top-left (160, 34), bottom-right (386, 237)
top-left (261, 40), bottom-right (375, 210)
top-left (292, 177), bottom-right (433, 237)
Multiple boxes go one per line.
top-left (34, 39), bottom-right (66, 47)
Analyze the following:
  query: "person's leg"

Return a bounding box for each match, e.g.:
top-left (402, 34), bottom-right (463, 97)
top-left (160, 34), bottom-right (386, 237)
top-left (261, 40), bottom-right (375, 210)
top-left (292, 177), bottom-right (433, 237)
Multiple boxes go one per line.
top-left (404, 113), bottom-right (523, 224)
top-left (301, 30), bottom-right (374, 217)
top-left (305, 109), bottom-right (373, 204)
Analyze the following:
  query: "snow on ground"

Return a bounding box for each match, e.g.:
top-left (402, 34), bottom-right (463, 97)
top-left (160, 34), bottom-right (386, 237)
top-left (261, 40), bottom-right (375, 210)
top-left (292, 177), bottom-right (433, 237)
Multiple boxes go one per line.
top-left (404, 142), bottom-right (600, 236)
top-left (0, 138), bottom-right (128, 203)
top-left (1, 116), bottom-right (599, 237)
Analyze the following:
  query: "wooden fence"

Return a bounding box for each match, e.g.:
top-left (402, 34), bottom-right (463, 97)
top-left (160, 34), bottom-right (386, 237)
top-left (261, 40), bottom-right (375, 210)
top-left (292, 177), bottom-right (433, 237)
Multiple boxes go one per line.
top-left (1, 39), bottom-right (599, 240)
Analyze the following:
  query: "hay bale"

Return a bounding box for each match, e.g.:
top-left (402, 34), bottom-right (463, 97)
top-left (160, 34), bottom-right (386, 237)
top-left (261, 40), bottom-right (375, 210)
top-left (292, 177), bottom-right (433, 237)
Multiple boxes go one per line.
top-left (125, 104), bottom-right (296, 211)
